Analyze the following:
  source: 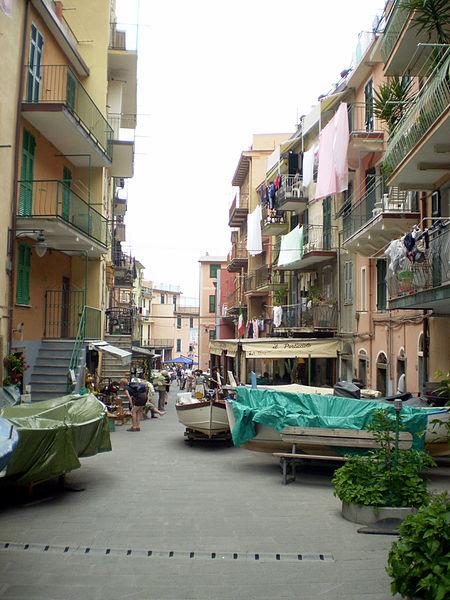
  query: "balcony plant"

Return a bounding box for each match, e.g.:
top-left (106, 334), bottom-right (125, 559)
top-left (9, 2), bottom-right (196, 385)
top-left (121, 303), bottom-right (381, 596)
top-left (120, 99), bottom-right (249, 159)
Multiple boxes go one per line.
top-left (273, 286), bottom-right (287, 307)
top-left (332, 408), bottom-right (434, 513)
top-left (373, 76), bottom-right (413, 134)
top-left (386, 492), bottom-right (450, 600)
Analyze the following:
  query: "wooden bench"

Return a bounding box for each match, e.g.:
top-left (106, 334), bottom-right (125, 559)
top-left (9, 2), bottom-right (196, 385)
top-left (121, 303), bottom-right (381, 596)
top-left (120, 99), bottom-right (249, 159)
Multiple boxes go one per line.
top-left (273, 426), bottom-right (413, 484)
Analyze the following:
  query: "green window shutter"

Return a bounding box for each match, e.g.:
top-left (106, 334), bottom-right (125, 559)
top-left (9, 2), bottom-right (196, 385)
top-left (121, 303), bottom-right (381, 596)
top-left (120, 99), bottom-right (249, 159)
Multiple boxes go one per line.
top-left (176, 339), bottom-right (181, 352)
top-left (16, 243), bottom-right (31, 305)
top-left (376, 259), bottom-right (387, 310)
top-left (209, 330), bottom-right (216, 341)
top-left (344, 261), bottom-right (352, 303)
top-left (209, 295), bottom-right (216, 313)
top-left (210, 264), bottom-right (220, 278)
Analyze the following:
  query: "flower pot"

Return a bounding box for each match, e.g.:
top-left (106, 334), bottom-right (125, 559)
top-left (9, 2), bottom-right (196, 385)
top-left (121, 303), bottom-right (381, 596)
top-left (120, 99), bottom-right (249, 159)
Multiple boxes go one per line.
top-left (342, 502), bottom-right (417, 525)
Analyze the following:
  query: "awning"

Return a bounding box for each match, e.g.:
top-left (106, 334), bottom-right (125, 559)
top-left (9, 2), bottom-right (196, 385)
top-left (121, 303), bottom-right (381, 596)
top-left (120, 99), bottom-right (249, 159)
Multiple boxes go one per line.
top-left (132, 346), bottom-right (155, 358)
top-left (210, 340), bottom-right (239, 358)
top-left (241, 338), bottom-right (339, 359)
top-left (90, 341), bottom-right (132, 365)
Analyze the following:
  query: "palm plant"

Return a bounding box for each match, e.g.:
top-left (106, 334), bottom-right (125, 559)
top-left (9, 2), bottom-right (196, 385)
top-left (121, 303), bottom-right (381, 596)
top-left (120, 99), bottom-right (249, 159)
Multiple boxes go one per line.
top-left (373, 76), bottom-right (414, 133)
top-left (400, 0), bottom-right (450, 46)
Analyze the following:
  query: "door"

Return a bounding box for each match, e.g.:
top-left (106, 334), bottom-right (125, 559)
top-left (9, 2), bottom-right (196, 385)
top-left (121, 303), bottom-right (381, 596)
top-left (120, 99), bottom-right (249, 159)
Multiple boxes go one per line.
top-left (61, 166), bottom-right (72, 221)
top-left (322, 196), bottom-right (331, 250)
top-left (19, 129), bottom-right (36, 216)
top-left (364, 78), bottom-right (374, 132)
top-left (365, 168), bottom-right (376, 223)
top-left (26, 24), bottom-right (43, 103)
top-left (61, 277), bottom-right (70, 338)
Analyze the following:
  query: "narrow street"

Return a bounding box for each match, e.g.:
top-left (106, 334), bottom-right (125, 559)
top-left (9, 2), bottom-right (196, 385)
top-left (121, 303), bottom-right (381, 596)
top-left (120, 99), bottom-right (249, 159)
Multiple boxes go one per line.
top-left (0, 385), bottom-right (447, 600)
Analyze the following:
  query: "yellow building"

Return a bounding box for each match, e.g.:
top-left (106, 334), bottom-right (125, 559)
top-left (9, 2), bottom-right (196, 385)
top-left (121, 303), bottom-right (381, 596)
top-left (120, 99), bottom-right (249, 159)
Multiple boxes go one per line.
top-left (4, 0), bottom-right (137, 399)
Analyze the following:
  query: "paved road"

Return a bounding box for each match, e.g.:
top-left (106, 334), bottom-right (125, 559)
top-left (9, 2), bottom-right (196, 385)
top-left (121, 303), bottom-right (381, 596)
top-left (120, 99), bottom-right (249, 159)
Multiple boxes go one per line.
top-left (0, 384), bottom-right (448, 599)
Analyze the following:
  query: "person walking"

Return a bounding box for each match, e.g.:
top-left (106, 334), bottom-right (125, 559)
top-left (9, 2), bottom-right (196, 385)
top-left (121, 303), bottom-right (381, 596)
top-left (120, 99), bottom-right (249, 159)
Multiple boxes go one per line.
top-left (156, 372), bottom-right (167, 411)
top-left (119, 378), bottom-right (145, 432)
top-left (162, 369), bottom-right (170, 405)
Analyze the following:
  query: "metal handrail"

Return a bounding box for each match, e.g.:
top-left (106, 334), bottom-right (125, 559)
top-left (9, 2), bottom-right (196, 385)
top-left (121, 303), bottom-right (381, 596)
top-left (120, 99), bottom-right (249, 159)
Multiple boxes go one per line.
top-left (275, 301), bottom-right (338, 329)
top-left (17, 179), bottom-right (109, 246)
top-left (66, 306), bottom-right (102, 392)
top-left (23, 64), bottom-right (113, 159)
top-left (380, 0), bottom-right (410, 63)
top-left (383, 49), bottom-right (450, 175)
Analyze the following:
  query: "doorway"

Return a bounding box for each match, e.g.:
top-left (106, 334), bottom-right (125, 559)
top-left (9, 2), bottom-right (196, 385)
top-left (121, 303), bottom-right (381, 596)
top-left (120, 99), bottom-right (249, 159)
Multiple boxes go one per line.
top-left (61, 277), bottom-right (70, 338)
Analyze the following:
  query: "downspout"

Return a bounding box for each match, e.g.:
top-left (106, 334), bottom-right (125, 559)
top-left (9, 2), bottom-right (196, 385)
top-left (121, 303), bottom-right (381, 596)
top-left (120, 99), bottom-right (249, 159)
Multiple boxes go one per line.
top-left (8, 0), bottom-right (30, 352)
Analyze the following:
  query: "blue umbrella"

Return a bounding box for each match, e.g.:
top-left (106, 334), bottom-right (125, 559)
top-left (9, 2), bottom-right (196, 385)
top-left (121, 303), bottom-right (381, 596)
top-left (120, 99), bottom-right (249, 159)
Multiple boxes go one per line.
top-left (165, 357), bottom-right (198, 365)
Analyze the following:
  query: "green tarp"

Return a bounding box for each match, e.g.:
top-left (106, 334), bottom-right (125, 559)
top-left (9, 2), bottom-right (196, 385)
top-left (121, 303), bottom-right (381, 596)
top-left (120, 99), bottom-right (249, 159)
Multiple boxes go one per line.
top-left (0, 393), bottom-right (111, 484)
top-left (232, 388), bottom-right (429, 451)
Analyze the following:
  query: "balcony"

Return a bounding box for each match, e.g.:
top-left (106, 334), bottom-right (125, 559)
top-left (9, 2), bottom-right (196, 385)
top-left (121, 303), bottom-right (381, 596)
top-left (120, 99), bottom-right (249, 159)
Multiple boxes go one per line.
top-left (276, 224), bottom-right (338, 271)
top-left (388, 220), bottom-right (450, 314)
top-left (261, 205), bottom-right (288, 236)
top-left (343, 177), bottom-right (420, 256)
top-left (228, 193), bottom-right (249, 227)
top-left (16, 179), bottom-right (108, 256)
top-left (226, 285), bottom-right (245, 314)
top-left (106, 307), bottom-right (133, 336)
top-left (113, 251), bottom-right (135, 287)
top-left (107, 112), bottom-right (135, 178)
top-left (245, 266), bottom-right (286, 297)
top-left (22, 64), bottom-right (113, 166)
top-left (380, 2), bottom-right (446, 75)
top-left (227, 241), bottom-right (248, 272)
top-left (347, 103), bottom-right (385, 162)
top-left (276, 174), bottom-right (308, 213)
top-left (142, 339), bottom-right (173, 349)
top-left (274, 302), bottom-right (338, 332)
top-left (114, 194), bottom-right (127, 217)
top-left (383, 50), bottom-right (450, 189)
top-left (108, 23), bottom-right (137, 118)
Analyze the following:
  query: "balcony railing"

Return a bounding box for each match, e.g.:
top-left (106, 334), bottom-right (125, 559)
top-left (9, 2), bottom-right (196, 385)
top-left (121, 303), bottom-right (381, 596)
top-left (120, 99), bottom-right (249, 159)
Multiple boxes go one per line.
top-left (17, 179), bottom-right (109, 246)
top-left (109, 22), bottom-right (138, 52)
top-left (228, 193), bottom-right (249, 225)
top-left (276, 174), bottom-right (306, 203)
top-left (383, 49), bottom-right (450, 176)
top-left (142, 339), bottom-right (173, 348)
top-left (342, 177), bottom-right (419, 242)
top-left (105, 307), bottom-right (133, 336)
top-left (380, 1), bottom-right (410, 64)
top-left (23, 64), bottom-right (113, 160)
top-left (388, 221), bottom-right (450, 299)
top-left (261, 204), bottom-right (287, 228)
top-left (227, 284), bottom-right (245, 312)
top-left (245, 266), bottom-right (285, 292)
top-left (44, 290), bottom-right (85, 339)
top-left (303, 224), bottom-right (339, 252)
top-left (276, 302), bottom-right (338, 330)
top-left (230, 241), bottom-right (248, 261)
top-left (347, 102), bottom-right (385, 135)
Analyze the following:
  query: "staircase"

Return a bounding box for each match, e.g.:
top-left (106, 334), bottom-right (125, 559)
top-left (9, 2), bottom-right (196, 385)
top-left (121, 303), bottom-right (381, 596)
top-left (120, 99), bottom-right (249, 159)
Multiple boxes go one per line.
top-left (30, 340), bottom-right (76, 402)
top-left (99, 334), bottom-right (132, 384)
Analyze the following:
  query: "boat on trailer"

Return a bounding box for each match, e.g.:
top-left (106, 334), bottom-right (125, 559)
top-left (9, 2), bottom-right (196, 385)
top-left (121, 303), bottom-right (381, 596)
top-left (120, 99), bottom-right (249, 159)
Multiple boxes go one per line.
top-left (176, 392), bottom-right (231, 444)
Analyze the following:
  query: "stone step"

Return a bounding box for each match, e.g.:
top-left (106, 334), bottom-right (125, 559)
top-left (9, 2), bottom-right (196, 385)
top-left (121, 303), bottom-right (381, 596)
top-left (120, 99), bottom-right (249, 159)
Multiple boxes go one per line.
top-left (30, 373), bottom-right (67, 384)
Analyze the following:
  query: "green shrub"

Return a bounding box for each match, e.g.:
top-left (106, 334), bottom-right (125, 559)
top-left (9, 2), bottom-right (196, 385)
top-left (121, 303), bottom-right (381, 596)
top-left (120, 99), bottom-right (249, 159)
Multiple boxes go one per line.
top-left (386, 492), bottom-right (450, 600)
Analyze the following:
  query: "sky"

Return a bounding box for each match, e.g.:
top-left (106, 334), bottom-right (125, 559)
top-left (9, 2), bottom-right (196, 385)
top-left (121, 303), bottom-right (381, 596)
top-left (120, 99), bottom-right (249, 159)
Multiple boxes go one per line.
top-left (116, 0), bottom-right (385, 298)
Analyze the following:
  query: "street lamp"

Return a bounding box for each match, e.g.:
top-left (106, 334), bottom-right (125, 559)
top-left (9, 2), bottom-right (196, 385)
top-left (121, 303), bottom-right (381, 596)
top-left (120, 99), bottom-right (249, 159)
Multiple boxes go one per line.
top-left (8, 228), bottom-right (47, 258)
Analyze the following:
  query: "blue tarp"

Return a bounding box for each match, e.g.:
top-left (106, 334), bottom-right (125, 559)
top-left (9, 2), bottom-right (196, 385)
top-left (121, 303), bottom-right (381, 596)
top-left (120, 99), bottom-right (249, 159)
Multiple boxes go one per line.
top-left (231, 388), bottom-right (429, 451)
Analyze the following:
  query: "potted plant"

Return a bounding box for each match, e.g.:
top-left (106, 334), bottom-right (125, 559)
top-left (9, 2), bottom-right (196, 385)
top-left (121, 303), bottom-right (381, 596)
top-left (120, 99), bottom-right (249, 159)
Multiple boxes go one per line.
top-left (386, 492), bottom-right (450, 600)
top-left (332, 408), bottom-right (435, 524)
top-left (3, 352), bottom-right (28, 389)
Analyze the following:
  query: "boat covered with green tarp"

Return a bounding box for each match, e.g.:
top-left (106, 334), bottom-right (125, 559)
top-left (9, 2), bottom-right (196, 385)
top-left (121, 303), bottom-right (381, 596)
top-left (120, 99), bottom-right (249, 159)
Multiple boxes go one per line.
top-left (0, 393), bottom-right (111, 484)
top-left (226, 388), bottom-right (437, 455)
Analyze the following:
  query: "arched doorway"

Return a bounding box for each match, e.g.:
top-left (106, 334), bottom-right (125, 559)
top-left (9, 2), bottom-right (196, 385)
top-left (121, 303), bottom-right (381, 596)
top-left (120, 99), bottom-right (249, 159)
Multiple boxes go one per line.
top-left (376, 352), bottom-right (388, 396)
top-left (397, 348), bottom-right (406, 393)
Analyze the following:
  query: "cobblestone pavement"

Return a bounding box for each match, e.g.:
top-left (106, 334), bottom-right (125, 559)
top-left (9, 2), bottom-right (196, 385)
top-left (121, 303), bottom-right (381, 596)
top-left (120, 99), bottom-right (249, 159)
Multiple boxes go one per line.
top-left (0, 385), bottom-right (448, 599)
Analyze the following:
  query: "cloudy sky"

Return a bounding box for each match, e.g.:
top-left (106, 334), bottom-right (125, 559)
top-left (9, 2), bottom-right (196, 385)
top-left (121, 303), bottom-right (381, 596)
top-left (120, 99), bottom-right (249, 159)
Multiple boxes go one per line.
top-left (116, 0), bottom-right (384, 298)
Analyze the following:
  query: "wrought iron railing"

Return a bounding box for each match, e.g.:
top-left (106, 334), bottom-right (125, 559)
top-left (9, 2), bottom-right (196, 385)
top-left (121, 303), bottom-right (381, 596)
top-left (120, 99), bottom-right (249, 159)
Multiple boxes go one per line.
top-left (261, 204), bottom-right (287, 229)
top-left (347, 102), bottom-right (385, 134)
top-left (44, 290), bottom-right (85, 339)
top-left (109, 22), bottom-right (138, 51)
top-left (275, 302), bottom-right (338, 330)
top-left (383, 49), bottom-right (450, 176)
top-left (229, 193), bottom-right (249, 222)
top-left (245, 266), bottom-right (285, 292)
top-left (105, 307), bottom-right (133, 335)
top-left (342, 176), bottom-right (420, 242)
top-left (107, 112), bottom-right (137, 138)
top-left (388, 220), bottom-right (450, 299)
top-left (23, 64), bottom-right (113, 159)
top-left (67, 305), bottom-right (102, 392)
top-left (142, 339), bottom-right (173, 348)
top-left (17, 179), bottom-right (109, 246)
top-left (276, 174), bottom-right (306, 203)
top-left (303, 224), bottom-right (338, 252)
top-left (380, 0), bottom-right (410, 63)
top-left (230, 241), bottom-right (248, 261)
top-left (227, 283), bottom-right (245, 311)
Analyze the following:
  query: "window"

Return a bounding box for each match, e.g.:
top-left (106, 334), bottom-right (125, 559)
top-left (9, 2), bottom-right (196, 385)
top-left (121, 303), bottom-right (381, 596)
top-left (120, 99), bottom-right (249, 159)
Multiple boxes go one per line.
top-left (322, 266), bottom-right (333, 299)
top-left (176, 339), bottom-right (181, 352)
top-left (209, 330), bottom-right (216, 341)
top-left (361, 267), bottom-right (367, 311)
top-left (344, 261), bottom-right (352, 303)
top-left (173, 295), bottom-right (177, 309)
top-left (177, 316), bottom-right (181, 329)
top-left (26, 24), bottom-right (43, 102)
top-left (376, 259), bottom-right (387, 310)
top-left (160, 294), bottom-right (165, 304)
top-left (16, 243), bottom-right (31, 305)
top-left (210, 264), bottom-right (220, 278)
top-left (303, 208), bottom-right (309, 244)
top-left (209, 295), bottom-right (216, 313)
top-left (364, 78), bottom-right (374, 132)
top-left (189, 317), bottom-right (193, 328)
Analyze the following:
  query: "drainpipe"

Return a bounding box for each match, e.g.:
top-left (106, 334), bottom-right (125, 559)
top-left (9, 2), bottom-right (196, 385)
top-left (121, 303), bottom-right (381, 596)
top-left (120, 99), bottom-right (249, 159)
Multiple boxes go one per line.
top-left (8, 0), bottom-right (31, 352)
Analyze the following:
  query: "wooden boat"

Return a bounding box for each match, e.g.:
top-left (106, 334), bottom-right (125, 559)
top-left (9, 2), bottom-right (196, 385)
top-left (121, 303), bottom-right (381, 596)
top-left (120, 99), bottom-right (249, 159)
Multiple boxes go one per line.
top-left (225, 389), bottom-right (450, 457)
top-left (176, 393), bottom-right (231, 443)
